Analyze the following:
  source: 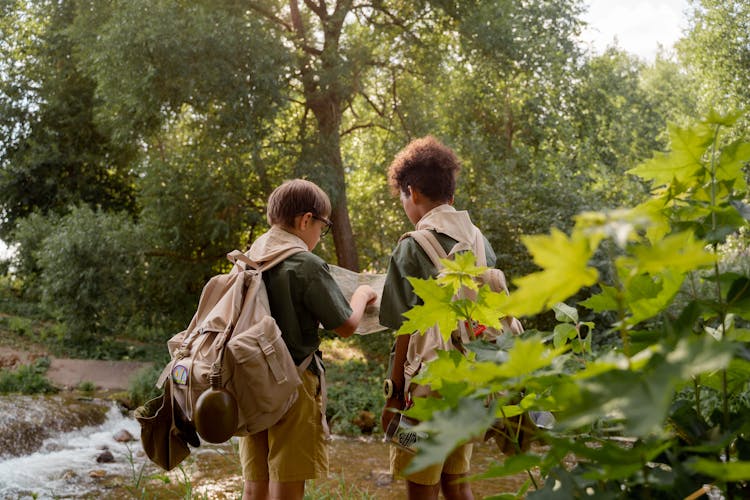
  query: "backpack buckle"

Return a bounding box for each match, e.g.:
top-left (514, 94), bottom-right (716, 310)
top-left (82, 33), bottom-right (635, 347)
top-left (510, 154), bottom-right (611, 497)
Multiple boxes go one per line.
top-left (261, 343), bottom-right (275, 356)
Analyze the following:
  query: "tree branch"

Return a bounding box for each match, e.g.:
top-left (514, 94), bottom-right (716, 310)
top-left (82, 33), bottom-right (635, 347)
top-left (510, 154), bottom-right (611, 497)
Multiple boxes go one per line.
top-left (303, 0), bottom-right (327, 18)
top-left (247, 2), bottom-right (293, 32)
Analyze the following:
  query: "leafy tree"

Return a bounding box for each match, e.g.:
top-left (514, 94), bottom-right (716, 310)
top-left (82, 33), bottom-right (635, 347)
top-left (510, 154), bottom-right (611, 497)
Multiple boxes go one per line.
top-left (68, 0), bottom-right (592, 272)
top-left (35, 205), bottom-right (146, 354)
top-left (0, 0), bottom-right (136, 239)
top-left (679, 0), bottom-right (750, 119)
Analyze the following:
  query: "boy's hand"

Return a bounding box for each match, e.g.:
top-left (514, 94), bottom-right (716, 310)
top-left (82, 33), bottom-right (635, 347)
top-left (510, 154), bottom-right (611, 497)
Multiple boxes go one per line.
top-left (354, 285), bottom-right (377, 305)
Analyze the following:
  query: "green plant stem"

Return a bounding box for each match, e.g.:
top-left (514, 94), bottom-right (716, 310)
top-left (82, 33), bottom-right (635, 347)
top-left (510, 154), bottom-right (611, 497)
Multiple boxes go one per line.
top-left (707, 124), bottom-right (733, 476)
top-left (693, 376), bottom-right (702, 421)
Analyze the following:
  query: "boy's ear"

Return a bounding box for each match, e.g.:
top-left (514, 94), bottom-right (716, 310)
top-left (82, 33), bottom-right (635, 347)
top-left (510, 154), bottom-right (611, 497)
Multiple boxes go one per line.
top-left (410, 187), bottom-right (423, 204)
top-left (295, 212), bottom-right (313, 231)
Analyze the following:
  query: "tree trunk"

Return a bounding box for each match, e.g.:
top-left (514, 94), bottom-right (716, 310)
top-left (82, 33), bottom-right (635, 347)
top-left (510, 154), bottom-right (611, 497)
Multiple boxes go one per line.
top-left (288, 0), bottom-right (359, 270)
top-left (311, 108), bottom-right (360, 271)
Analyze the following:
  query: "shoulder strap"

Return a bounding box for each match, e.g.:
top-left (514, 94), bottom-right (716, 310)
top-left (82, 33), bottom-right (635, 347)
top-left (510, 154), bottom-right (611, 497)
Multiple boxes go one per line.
top-left (405, 230), bottom-right (448, 270)
top-left (405, 228), bottom-right (488, 268)
top-left (473, 229), bottom-right (487, 267)
top-left (226, 247), bottom-right (305, 272)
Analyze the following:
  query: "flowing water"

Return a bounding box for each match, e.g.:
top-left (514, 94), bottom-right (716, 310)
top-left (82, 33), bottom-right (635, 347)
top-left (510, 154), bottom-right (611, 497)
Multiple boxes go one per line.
top-left (0, 395), bottom-right (528, 499)
top-left (0, 395), bottom-right (141, 499)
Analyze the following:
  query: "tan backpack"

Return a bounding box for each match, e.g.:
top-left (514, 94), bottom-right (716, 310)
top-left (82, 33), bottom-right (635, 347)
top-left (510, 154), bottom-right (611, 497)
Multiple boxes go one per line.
top-left (401, 229), bottom-right (524, 394)
top-left (151, 247), bottom-right (309, 448)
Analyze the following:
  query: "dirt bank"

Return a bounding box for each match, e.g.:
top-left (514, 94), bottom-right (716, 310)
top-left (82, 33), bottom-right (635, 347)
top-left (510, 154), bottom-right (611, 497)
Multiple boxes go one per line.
top-left (0, 346), bottom-right (152, 391)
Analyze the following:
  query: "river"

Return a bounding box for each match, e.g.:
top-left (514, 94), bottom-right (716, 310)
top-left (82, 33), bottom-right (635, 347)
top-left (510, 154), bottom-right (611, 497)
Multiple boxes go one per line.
top-left (0, 395), bottom-right (528, 499)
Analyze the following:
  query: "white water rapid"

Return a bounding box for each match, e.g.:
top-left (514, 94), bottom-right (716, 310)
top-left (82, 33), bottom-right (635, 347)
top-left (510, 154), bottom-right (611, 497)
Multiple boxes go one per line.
top-left (0, 400), bottom-right (142, 499)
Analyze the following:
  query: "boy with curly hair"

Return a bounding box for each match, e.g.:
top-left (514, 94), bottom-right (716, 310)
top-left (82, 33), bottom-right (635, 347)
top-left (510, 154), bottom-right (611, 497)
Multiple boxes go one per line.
top-left (379, 136), bottom-right (498, 500)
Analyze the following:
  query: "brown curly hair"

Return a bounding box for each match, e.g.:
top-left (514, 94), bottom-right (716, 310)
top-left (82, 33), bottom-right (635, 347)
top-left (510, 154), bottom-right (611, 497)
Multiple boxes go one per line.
top-left (387, 135), bottom-right (461, 202)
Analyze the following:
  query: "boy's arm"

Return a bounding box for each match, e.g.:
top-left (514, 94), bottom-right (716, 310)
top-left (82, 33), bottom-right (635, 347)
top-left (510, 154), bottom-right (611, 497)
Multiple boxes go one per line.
top-left (333, 285), bottom-right (377, 338)
top-left (381, 332), bottom-right (409, 431)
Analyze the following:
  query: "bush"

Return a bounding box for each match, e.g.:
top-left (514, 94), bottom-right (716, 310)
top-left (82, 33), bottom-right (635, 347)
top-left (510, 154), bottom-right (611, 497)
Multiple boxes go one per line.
top-left (322, 334), bottom-right (390, 435)
top-left (34, 206), bottom-right (145, 349)
top-left (0, 357), bottom-right (58, 394)
top-left (128, 363), bottom-right (163, 408)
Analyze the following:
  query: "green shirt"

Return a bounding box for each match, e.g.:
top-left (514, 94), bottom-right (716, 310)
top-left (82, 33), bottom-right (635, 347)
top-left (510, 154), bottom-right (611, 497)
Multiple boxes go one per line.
top-left (379, 231), bottom-right (497, 330)
top-left (263, 252), bottom-right (352, 368)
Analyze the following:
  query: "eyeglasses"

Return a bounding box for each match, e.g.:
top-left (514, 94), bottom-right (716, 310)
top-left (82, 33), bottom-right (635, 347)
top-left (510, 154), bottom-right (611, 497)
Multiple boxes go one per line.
top-left (312, 214), bottom-right (333, 236)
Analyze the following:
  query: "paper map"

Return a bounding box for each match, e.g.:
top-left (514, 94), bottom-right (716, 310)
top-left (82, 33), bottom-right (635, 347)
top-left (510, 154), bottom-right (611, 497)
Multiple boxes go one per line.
top-left (329, 265), bottom-right (388, 335)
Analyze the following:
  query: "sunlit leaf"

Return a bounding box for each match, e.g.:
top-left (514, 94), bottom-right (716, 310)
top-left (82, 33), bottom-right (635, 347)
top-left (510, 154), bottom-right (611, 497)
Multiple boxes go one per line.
top-left (627, 122), bottom-right (714, 186)
top-left (437, 251), bottom-right (488, 293)
top-left (504, 229), bottom-right (599, 317)
top-left (619, 231), bottom-right (715, 276)
top-left (705, 108), bottom-right (743, 127)
top-left (398, 277), bottom-right (459, 339)
top-left (580, 285), bottom-right (620, 312)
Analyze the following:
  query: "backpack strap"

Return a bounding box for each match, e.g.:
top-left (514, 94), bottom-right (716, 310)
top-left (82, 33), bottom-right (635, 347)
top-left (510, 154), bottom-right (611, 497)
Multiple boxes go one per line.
top-left (404, 230), bottom-right (448, 270)
top-left (406, 228), bottom-right (488, 268)
top-left (226, 247), bottom-right (305, 272)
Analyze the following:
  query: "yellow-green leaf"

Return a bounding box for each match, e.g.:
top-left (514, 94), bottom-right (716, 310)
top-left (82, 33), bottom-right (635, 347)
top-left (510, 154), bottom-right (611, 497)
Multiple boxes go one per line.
top-left (503, 229), bottom-right (599, 317)
top-left (627, 122), bottom-right (714, 186)
top-left (619, 231), bottom-right (715, 276)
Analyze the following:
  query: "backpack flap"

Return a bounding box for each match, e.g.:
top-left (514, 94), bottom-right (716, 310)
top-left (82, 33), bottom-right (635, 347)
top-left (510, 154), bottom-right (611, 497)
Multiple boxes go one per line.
top-left (225, 316), bottom-right (301, 435)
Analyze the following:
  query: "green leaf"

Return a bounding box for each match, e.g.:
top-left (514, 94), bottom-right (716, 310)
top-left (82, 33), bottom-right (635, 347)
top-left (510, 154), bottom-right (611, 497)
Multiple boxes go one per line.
top-left (504, 229), bottom-right (599, 317)
top-left (491, 338), bottom-right (562, 379)
top-left (404, 398), bottom-right (496, 474)
top-left (552, 302), bottom-right (578, 323)
top-left (620, 231), bottom-right (715, 276)
top-left (471, 286), bottom-right (508, 330)
top-left (398, 277), bottom-right (459, 340)
top-left (699, 205), bottom-right (748, 244)
top-left (627, 121), bottom-right (714, 186)
top-left (716, 140), bottom-right (750, 190)
top-left (626, 269), bottom-right (684, 325)
top-left (687, 458), bottom-right (750, 481)
top-left (580, 285), bottom-right (620, 312)
top-left (557, 338), bottom-right (735, 437)
top-left (438, 251), bottom-right (488, 294)
top-left (705, 108), bottom-right (743, 127)
top-left (553, 323), bottom-right (577, 349)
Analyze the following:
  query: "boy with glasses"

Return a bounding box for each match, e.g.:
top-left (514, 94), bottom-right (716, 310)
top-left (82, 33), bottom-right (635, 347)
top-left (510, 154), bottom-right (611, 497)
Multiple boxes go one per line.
top-left (239, 179), bottom-right (376, 500)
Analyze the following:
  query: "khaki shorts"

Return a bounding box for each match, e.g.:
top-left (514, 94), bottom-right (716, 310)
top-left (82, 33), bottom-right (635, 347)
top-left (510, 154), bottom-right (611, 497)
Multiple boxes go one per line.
top-left (390, 441), bottom-right (473, 486)
top-left (238, 370), bottom-right (328, 482)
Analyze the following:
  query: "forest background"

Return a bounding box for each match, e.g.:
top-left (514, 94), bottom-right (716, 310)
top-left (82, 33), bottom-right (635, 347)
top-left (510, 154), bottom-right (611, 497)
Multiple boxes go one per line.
top-left (0, 0), bottom-right (749, 496)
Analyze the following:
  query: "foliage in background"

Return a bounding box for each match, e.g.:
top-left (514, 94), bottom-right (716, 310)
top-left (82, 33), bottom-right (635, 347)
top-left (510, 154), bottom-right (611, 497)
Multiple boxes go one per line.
top-left (0, 0), bottom-right (745, 361)
top-left (31, 206), bottom-right (145, 354)
top-left (322, 332), bottom-right (391, 436)
top-left (399, 112), bottom-right (750, 498)
top-left (679, 0), bottom-right (750, 129)
top-left (0, 357), bottom-right (57, 394)
top-left (0, 0), bottom-right (137, 240)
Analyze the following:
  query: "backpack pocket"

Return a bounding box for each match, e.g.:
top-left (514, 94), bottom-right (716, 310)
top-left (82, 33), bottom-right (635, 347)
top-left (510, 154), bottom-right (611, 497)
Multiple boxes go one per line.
top-left (226, 315), bottom-right (302, 434)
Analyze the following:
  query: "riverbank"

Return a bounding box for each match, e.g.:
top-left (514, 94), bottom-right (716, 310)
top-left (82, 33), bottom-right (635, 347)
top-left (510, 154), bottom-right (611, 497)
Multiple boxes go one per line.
top-left (0, 346), bottom-right (152, 392)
